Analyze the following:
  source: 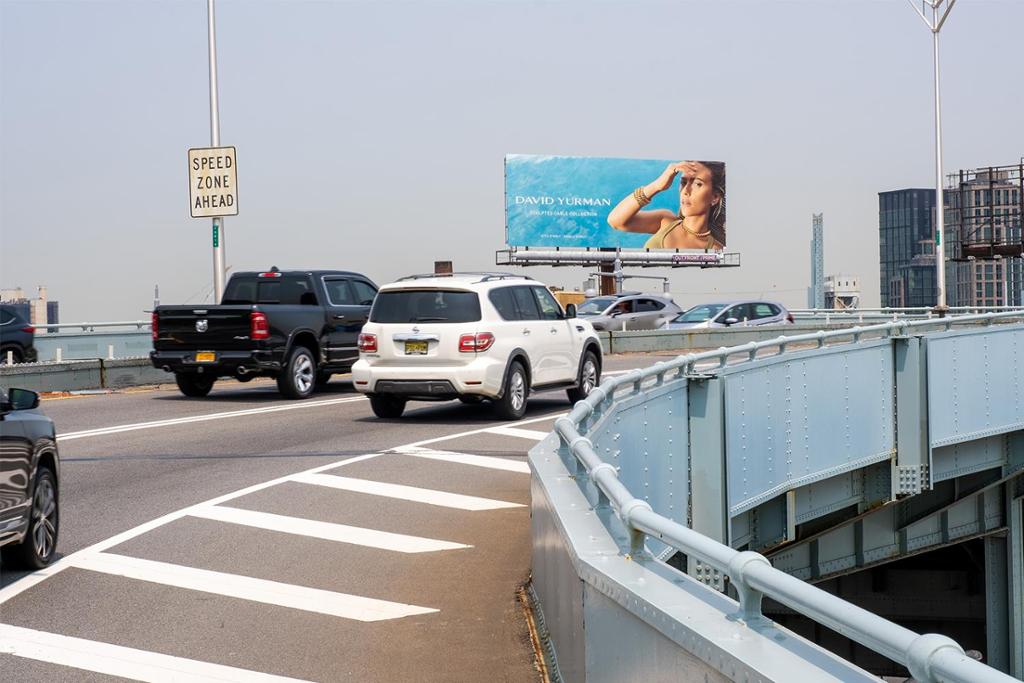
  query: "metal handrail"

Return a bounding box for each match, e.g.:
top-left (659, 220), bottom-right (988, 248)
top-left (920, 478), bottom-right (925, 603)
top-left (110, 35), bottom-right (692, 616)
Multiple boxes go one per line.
top-left (553, 310), bottom-right (1024, 683)
top-left (39, 321), bottom-right (151, 332)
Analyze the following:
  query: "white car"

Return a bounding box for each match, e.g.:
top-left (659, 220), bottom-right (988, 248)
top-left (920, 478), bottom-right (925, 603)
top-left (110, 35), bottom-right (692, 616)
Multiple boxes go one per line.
top-left (352, 273), bottom-right (603, 420)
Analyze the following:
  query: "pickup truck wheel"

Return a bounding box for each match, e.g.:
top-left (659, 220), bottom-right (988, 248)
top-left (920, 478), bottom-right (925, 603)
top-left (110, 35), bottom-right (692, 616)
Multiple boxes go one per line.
top-left (370, 395), bottom-right (406, 418)
top-left (277, 346), bottom-right (316, 399)
top-left (567, 351), bottom-right (600, 404)
top-left (493, 361), bottom-right (528, 421)
top-left (175, 373), bottom-right (215, 397)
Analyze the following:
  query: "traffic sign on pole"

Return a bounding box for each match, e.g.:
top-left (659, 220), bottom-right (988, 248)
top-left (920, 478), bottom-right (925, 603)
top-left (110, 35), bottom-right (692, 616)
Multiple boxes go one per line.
top-left (188, 146), bottom-right (238, 218)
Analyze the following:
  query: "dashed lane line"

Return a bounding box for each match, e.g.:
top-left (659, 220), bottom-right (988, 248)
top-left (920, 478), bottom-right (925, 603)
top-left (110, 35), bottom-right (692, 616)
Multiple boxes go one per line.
top-left (67, 552), bottom-right (438, 622)
top-left (0, 623), bottom-right (311, 683)
top-left (394, 446), bottom-right (531, 473)
top-left (188, 505), bottom-right (471, 553)
top-left (57, 396), bottom-right (367, 441)
top-left (292, 472), bottom-right (524, 510)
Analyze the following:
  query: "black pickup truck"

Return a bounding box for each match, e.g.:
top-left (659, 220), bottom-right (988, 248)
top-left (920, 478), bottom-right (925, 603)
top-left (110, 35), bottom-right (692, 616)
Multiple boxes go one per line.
top-left (150, 268), bottom-right (378, 399)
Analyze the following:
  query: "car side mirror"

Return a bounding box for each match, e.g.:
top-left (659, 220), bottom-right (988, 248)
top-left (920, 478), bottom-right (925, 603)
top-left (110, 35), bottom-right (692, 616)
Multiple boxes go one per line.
top-left (8, 388), bottom-right (40, 411)
top-left (723, 317), bottom-right (739, 326)
top-left (565, 303), bottom-right (577, 318)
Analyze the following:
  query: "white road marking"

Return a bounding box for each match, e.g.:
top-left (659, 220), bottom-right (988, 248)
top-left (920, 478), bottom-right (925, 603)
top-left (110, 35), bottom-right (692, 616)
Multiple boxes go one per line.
top-left (57, 396), bottom-right (367, 441)
top-left (481, 426), bottom-right (549, 441)
top-left (394, 446), bottom-right (531, 473)
top-left (0, 453), bottom-right (385, 606)
top-left (68, 552), bottom-right (437, 622)
top-left (401, 412), bottom-right (565, 448)
top-left (0, 623), bottom-right (310, 682)
top-left (292, 473), bottom-right (524, 510)
top-left (188, 505), bottom-right (470, 553)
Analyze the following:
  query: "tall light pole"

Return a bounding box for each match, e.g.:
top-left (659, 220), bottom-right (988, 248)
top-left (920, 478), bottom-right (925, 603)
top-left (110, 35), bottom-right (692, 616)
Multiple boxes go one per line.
top-left (207, 0), bottom-right (226, 302)
top-left (908, 0), bottom-right (956, 311)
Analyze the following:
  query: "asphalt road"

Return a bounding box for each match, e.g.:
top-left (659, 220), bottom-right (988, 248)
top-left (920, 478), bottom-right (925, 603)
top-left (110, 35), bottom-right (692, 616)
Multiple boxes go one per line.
top-left (0, 353), bottom-right (676, 682)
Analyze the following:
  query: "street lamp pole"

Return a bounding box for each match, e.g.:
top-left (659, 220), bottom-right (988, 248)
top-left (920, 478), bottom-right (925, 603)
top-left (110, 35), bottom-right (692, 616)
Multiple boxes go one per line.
top-left (207, 0), bottom-right (226, 303)
top-left (908, 0), bottom-right (956, 312)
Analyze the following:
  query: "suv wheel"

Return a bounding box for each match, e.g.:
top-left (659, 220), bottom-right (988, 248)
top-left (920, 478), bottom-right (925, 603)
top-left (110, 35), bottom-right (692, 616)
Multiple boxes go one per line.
top-left (1, 346), bottom-right (23, 365)
top-left (175, 373), bottom-right (215, 397)
top-left (2, 466), bottom-right (58, 569)
top-left (370, 395), bottom-right (406, 418)
top-left (567, 351), bottom-right (600, 404)
top-left (494, 360), bottom-right (528, 421)
top-left (277, 346), bottom-right (316, 399)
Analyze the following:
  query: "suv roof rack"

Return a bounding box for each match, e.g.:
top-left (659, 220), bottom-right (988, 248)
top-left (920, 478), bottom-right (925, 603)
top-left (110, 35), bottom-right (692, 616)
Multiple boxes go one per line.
top-left (396, 272), bottom-right (535, 283)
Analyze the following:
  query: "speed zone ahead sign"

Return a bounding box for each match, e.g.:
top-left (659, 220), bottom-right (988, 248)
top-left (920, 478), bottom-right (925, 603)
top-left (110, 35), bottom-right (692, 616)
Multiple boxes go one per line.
top-left (188, 146), bottom-right (238, 218)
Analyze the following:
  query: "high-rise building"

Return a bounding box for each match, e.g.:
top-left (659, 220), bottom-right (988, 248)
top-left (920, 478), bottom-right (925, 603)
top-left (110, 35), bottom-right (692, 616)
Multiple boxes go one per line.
top-left (878, 189), bottom-right (937, 308)
top-left (944, 164), bottom-right (1024, 308)
top-left (808, 214), bottom-right (824, 308)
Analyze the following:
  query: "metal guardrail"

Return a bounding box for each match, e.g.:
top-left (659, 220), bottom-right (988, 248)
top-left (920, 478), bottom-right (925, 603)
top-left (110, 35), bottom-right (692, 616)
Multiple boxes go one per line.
top-left (551, 311), bottom-right (1024, 683)
top-left (39, 321), bottom-right (151, 332)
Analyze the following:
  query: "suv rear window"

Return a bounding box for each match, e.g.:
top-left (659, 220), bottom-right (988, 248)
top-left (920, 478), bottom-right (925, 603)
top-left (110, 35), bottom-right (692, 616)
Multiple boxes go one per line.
top-left (370, 290), bottom-right (481, 323)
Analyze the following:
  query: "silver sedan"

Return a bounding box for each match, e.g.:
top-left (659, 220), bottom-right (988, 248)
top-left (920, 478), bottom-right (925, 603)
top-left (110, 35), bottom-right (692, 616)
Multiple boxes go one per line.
top-left (661, 300), bottom-right (794, 329)
top-left (577, 294), bottom-right (682, 331)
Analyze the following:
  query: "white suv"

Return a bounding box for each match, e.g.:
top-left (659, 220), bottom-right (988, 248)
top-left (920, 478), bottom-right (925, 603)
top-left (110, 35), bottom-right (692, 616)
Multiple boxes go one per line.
top-left (352, 273), bottom-right (602, 420)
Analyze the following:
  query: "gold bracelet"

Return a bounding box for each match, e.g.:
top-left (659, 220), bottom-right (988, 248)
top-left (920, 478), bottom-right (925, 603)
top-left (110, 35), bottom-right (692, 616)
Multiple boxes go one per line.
top-left (633, 186), bottom-right (651, 207)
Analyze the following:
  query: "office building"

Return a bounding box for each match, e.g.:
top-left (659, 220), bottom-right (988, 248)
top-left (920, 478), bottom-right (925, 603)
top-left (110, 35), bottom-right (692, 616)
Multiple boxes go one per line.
top-left (944, 164), bottom-right (1024, 307)
top-left (878, 189), bottom-right (937, 308)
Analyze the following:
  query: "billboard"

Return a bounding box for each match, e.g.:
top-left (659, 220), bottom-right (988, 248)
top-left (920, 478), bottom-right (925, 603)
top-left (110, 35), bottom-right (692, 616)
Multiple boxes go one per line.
top-left (505, 154), bottom-right (727, 250)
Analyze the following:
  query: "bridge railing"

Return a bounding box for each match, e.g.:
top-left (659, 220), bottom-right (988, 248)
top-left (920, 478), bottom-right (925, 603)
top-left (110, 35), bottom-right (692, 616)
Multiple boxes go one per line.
top-left (539, 311), bottom-right (1024, 682)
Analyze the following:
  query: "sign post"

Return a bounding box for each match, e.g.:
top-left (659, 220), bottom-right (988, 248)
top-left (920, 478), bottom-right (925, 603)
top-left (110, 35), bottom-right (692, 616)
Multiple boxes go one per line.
top-left (204, 0), bottom-right (228, 303)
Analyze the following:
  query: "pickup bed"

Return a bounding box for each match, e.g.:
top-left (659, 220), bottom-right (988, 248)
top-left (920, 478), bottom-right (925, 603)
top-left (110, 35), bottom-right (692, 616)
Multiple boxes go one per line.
top-left (150, 269), bottom-right (378, 398)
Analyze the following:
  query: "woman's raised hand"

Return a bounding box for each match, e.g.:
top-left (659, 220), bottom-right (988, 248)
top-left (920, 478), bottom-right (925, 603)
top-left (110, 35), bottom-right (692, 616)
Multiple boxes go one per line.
top-left (647, 161), bottom-right (692, 194)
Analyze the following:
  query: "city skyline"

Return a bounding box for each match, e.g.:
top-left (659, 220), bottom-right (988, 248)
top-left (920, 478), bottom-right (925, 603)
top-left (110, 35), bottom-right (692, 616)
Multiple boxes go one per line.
top-left (2, 0), bottom-right (1022, 321)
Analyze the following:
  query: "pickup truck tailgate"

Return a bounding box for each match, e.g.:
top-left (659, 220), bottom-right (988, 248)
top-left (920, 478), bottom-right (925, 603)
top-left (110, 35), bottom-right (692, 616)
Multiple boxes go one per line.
top-left (155, 306), bottom-right (254, 350)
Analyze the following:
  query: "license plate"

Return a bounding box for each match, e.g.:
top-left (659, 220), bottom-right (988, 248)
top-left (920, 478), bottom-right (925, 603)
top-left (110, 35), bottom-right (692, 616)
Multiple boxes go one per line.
top-left (404, 340), bottom-right (428, 355)
top-left (195, 352), bottom-right (216, 363)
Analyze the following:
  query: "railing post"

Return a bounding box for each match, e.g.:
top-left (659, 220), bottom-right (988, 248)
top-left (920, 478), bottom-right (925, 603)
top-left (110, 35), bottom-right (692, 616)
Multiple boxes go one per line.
top-left (727, 551), bottom-right (772, 625)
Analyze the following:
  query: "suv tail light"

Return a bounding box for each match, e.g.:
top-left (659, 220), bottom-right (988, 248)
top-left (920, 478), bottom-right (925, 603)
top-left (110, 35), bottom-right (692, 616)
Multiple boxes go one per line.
top-left (358, 333), bottom-right (377, 353)
top-left (151, 312), bottom-right (158, 340)
top-left (251, 311), bottom-right (270, 340)
top-left (786, 312), bottom-right (795, 323)
top-left (459, 332), bottom-right (495, 353)
top-left (21, 325), bottom-right (35, 334)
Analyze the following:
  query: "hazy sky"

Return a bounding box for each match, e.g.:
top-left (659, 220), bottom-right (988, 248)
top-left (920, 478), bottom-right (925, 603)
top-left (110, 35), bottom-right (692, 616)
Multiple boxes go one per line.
top-left (2, 0), bottom-right (1022, 321)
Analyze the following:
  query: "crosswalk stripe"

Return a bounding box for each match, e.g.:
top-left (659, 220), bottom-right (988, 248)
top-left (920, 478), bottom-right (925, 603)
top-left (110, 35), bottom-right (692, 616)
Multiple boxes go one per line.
top-left (58, 396), bottom-right (366, 441)
top-left (0, 623), bottom-right (310, 682)
top-left (481, 426), bottom-right (550, 441)
top-left (67, 553), bottom-right (437, 622)
top-left (189, 505), bottom-right (471, 553)
top-left (291, 472), bottom-right (524, 510)
top-left (395, 446), bottom-right (531, 473)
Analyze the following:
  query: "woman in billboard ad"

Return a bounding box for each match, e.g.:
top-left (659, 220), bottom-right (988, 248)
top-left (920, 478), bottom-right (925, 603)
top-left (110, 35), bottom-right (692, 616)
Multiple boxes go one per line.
top-left (607, 160), bottom-right (726, 250)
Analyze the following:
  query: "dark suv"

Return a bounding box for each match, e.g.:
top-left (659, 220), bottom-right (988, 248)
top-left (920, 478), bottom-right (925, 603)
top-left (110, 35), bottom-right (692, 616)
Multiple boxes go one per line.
top-left (0, 304), bottom-right (37, 364)
top-left (0, 388), bottom-right (60, 568)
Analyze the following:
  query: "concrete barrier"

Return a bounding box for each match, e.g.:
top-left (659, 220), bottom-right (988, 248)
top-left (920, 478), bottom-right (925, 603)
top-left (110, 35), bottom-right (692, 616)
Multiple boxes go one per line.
top-left (601, 322), bottom-right (861, 355)
top-left (0, 358), bottom-right (168, 393)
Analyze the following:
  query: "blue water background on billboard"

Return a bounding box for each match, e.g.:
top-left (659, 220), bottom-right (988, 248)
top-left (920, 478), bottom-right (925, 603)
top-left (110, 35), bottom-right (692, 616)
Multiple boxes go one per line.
top-left (505, 154), bottom-right (680, 249)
